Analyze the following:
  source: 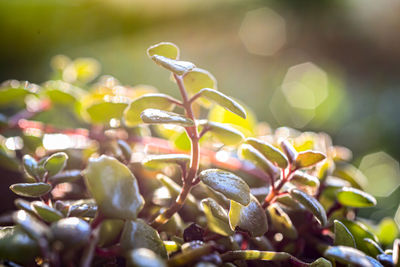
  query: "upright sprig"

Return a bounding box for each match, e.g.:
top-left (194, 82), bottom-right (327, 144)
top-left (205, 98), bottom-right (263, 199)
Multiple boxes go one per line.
top-left (126, 42), bottom-right (247, 228)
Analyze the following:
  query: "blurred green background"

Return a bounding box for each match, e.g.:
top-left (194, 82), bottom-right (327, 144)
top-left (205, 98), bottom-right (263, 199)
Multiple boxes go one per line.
top-left (1, 0), bottom-right (400, 223)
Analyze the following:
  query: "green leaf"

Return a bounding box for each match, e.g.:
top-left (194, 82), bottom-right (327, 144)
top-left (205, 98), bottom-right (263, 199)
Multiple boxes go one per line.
top-left (245, 138), bottom-right (288, 168)
top-left (341, 220), bottom-right (379, 255)
top-left (183, 68), bottom-right (217, 98)
top-left (290, 171), bottom-right (320, 187)
top-left (14, 199), bottom-right (35, 214)
top-left (156, 174), bottom-right (198, 209)
top-left (324, 246), bottom-right (375, 267)
top-left (376, 217), bottom-right (399, 246)
top-left (98, 219), bottom-right (124, 247)
top-left (0, 148), bottom-right (20, 172)
top-left (120, 219), bottom-right (167, 258)
top-left (334, 220), bottom-right (356, 247)
top-left (337, 187), bottom-right (377, 208)
top-left (198, 88), bottom-right (246, 119)
top-left (142, 154), bottom-right (190, 169)
top-left (199, 120), bottom-right (244, 145)
top-left (239, 144), bottom-right (280, 180)
top-left (84, 155), bottom-right (144, 220)
top-left (123, 94), bottom-right (176, 127)
top-left (0, 226), bottom-right (40, 265)
top-left (147, 42), bottom-right (180, 59)
top-left (310, 258), bottom-right (332, 267)
top-left (200, 198), bottom-right (233, 236)
top-left (364, 238), bottom-right (384, 257)
top-left (22, 155), bottom-right (39, 179)
top-left (220, 250), bottom-right (291, 262)
top-left (117, 140), bottom-right (132, 162)
top-left (228, 195), bottom-right (268, 237)
top-left (44, 80), bottom-right (84, 106)
top-left (10, 182), bottom-right (51, 198)
top-left (0, 82), bottom-right (35, 107)
top-left (141, 108), bottom-right (194, 127)
top-left (275, 194), bottom-right (305, 211)
top-left (150, 55), bottom-right (195, 75)
top-left (295, 150), bottom-right (326, 169)
top-left (267, 203), bottom-right (298, 239)
top-left (126, 248), bottom-right (166, 267)
top-left (49, 169), bottom-right (82, 185)
top-left (32, 201), bottom-right (64, 222)
top-left (289, 188), bottom-right (327, 226)
top-left (199, 169), bottom-right (250, 206)
top-left (280, 140), bottom-right (298, 163)
top-left (44, 152), bottom-right (68, 177)
top-left (51, 217), bottom-right (91, 248)
top-left (86, 101), bottom-right (128, 124)
top-left (13, 210), bottom-right (49, 241)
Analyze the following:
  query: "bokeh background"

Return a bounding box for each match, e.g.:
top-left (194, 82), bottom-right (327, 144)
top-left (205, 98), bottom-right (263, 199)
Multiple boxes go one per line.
top-left (1, 0), bottom-right (400, 225)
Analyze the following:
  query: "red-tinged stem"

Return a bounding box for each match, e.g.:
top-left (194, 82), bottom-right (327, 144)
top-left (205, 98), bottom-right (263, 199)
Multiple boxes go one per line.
top-left (262, 166), bottom-right (297, 208)
top-left (150, 74), bottom-right (200, 229)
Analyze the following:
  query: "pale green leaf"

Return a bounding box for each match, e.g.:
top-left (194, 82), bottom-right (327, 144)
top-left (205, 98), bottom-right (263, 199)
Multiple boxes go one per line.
top-left (141, 108), bottom-right (194, 127)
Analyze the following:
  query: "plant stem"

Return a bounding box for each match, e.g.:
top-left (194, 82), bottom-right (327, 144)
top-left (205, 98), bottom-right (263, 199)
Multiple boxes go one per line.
top-left (262, 167), bottom-right (296, 208)
top-left (150, 74), bottom-right (200, 229)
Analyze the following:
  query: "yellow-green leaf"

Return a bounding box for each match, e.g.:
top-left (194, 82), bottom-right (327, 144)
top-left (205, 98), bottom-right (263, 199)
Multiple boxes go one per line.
top-left (310, 258), bottom-right (332, 267)
top-left (199, 169), bottom-right (250, 206)
top-left (120, 219), bottom-right (167, 258)
top-left (334, 220), bottom-right (356, 247)
top-left (142, 154), bottom-right (190, 169)
top-left (228, 195), bottom-right (268, 237)
top-left (44, 152), bottom-right (68, 177)
top-left (150, 55), bottom-right (195, 75)
top-left (98, 219), bottom-right (124, 247)
top-left (141, 109), bottom-right (194, 127)
top-left (87, 101), bottom-right (128, 124)
top-left (123, 93), bottom-right (176, 127)
top-left (280, 140), bottom-right (298, 164)
top-left (10, 182), bottom-right (51, 198)
top-left (267, 203), bottom-right (298, 239)
top-left (337, 187), bottom-right (376, 208)
top-left (324, 246), bottom-right (375, 267)
top-left (199, 88), bottom-right (246, 119)
top-left (147, 42), bottom-right (179, 59)
top-left (32, 201), bottom-right (64, 222)
top-left (341, 220), bottom-right (379, 255)
top-left (200, 198), bottom-right (233, 236)
top-left (126, 248), bottom-right (166, 267)
top-left (289, 188), bottom-right (327, 226)
top-left (376, 217), bottom-right (399, 246)
top-left (83, 155), bottom-right (144, 220)
top-left (239, 144), bottom-right (280, 180)
top-left (295, 150), bottom-right (326, 169)
top-left (245, 138), bottom-right (288, 169)
top-left (199, 120), bottom-right (244, 145)
top-left (183, 68), bottom-right (217, 97)
top-left (22, 155), bottom-right (39, 179)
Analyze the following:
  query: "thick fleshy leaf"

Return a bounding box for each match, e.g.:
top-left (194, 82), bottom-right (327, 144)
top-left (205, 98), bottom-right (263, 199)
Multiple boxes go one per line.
top-left (377, 253), bottom-right (394, 266)
top-left (14, 199), bottom-right (35, 214)
top-left (341, 220), bottom-right (379, 255)
top-left (44, 152), bottom-right (68, 177)
top-left (220, 250), bottom-right (291, 262)
top-left (22, 155), bottom-right (39, 179)
top-left (183, 68), bottom-right (217, 96)
top-left (310, 258), bottom-right (332, 267)
top-left (147, 42), bottom-right (179, 59)
top-left (334, 220), bottom-right (356, 247)
top-left (32, 201), bottom-right (64, 222)
top-left (123, 94), bottom-right (176, 127)
top-left (246, 138), bottom-right (288, 169)
top-left (199, 120), bottom-right (244, 145)
top-left (295, 150), bottom-right (326, 169)
top-left (280, 140), bottom-right (297, 164)
top-left (0, 226), bottom-right (40, 265)
top-left (150, 55), bottom-right (195, 75)
top-left (0, 148), bottom-right (21, 172)
top-left (86, 101), bottom-right (128, 124)
top-left (84, 155), bottom-right (144, 220)
top-left (275, 194), bottom-right (305, 211)
top-left (376, 217), bottom-right (399, 246)
top-left (117, 140), bottom-right (132, 161)
top-left (324, 246), bottom-right (375, 267)
top-left (199, 169), bottom-right (250, 206)
top-left (10, 182), bottom-right (51, 198)
top-left (290, 171), bottom-right (320, 195)
top-left (143, 154), bottom-right (190, 169)
top-left (49, 169), bottom-right (82, 185)
top-left (364, 238), bottom-right (384, 257)
top-left (289, 188), bottom-right (327, 226)
top-left (199, 88), bottom-right (246, 119)
top-left (200, 198), bottom-right (233, 236)
top-left (67, 199), bottom-right (98, 218)
top-left (98, 219), bottom-right (124, 247)
top-left (126, 248), bottom-right (166, 267)
top-left (337, 187), bottom-right (376, 208)
top-left (141, 108), bottom-right (194, 127)
top-left (13, 210), bottom-right (49, 241)
top-left (120, 219), bottom-right (167, 258)
top-left (333, 162), bottom-right (367, 189)
top-left (228, 195), bottom-right (268, 237)
top-left (267, 203), bottom-right (298, 239)
top-left (44, 80), bottom-right (83, 106)
top-left (51, 217), bottom-right (91, 248)
top-left (239, 144), bottom-right (280, 180)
